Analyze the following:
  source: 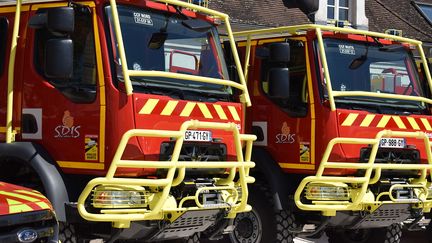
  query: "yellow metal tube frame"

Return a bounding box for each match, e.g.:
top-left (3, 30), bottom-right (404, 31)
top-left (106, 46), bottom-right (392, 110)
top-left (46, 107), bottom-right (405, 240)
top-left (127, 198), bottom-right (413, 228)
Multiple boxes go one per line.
top-left (233, 24), bottom-right (432, 111)
top-left (5, 0), bottom-right (22, 143)
top-left (78, 120), bottom-right (256, 228)
top-left (109, 0), bottom-right (251, 106)
top-left (294, 130), bottom-right (432, 216)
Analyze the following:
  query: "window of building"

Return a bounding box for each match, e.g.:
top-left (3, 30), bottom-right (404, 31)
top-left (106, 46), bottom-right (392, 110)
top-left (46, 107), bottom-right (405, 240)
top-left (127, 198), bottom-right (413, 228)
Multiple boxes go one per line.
top-left (34, 6), bottom-right (96, 103)
top-left (0, 17), bottom-right (8, 77)
top-left (414, 2), bottom-right (432, 25)
top-left (327, 0), bottom-right (350, 21)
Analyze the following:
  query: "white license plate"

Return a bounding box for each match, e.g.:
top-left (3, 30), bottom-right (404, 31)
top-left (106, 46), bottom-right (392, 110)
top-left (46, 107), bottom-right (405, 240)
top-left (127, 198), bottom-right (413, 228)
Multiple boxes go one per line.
top-left (379, 138), bottom-right (406, 148)
top-left (184, 130), bottom-right (212, 142)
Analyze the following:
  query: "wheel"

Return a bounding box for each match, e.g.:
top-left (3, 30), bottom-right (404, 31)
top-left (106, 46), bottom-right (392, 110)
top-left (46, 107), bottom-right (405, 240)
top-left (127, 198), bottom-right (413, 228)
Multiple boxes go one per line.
top-left (59, 222), bottom-right (78, 243)
top-left (327, 223), bottom-right (402, 243)
top-left (229, 183), bottom-right (296, 243)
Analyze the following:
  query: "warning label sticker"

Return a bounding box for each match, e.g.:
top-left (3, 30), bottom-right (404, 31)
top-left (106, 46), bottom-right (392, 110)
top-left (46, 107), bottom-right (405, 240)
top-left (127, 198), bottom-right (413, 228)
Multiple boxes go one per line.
top-left (133, 12), bottom-right (153, 26)
top-left (85, 135), bottom-right (98, 161)
top-left (338, 44), bottom-right (356, 55)
top-left (300, 142), bottom-right (310, 163)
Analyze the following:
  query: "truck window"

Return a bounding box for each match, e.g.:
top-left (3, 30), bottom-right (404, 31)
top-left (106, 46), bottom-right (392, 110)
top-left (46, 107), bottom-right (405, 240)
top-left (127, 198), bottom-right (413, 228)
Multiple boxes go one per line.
top-left (0, 17), bottom-right (8, 77)
top-left (34, 7), bottom-right (97, 103)
top-left (260, 40), bottom-right (308, 117)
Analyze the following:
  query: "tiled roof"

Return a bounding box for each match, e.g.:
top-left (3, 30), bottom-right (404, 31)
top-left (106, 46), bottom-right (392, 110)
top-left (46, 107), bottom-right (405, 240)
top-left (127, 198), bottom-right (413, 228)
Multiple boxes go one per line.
top-left (366, 0), bottom-right (432, 43)
top-left (209, 0), bottom-right (432, 43)
top-left (208, 0), bottom-right (311, 31)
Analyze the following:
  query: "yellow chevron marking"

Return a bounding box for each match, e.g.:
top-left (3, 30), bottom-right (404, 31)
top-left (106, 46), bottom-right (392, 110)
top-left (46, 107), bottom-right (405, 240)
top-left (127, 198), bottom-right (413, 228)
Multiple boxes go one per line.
top-left (341, 113), bottom-right (358, 126)
top-left (0, 191), bottom-right (39, 202)
top-left (377, 115), bottom-right (391, 128)
top-left (180, 102), bottom-right (196, 117)
top-left (421, 118), bottom-right (432, 131)
top-left (392, 116), bottom-right (406, 129)
top-left (15, 190), bottom-right (46, 199)
top-left (7, 199), bottom-right (33, 213)
top-left (407, 117), bottom-right (420, 130)
top-left (197, 103), bottom-right (213, 119)
top-left (161, 100), bottom-right (179, 116)
top-left (139, 99), bottom-right (159, 115)
top-left (213, 105), bottom-right (228, 120)
top-left (360, 114), bottom-right (375, 127)
top-left (36, 201), bottom-right (51, 209)
top-left (228, 106), bottom-right (241, 121)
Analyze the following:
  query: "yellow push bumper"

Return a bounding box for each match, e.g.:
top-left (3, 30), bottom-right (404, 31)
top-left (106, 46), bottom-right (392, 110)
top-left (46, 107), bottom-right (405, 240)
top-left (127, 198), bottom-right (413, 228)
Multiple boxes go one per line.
top-left (78, 120), bottom-right (256, 228)
top-left (295, 130), bottom-right (432, 217)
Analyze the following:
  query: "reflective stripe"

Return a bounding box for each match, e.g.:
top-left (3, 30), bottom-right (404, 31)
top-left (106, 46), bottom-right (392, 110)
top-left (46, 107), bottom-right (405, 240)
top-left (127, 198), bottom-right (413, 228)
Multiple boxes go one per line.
top-left (197, 103), bottom-right (213, 119)
top-left (161, 100), bottom-right (179, 116)
top-left (377, 115), bottom-right (391, 128)
top-left (392, 116), bottom-right (406, 129)
top-left (139, 99), bottom-right (159, 115)
top-left (341, 113), bottom-right (358, 126)
top-left (228, 106), bottom-right (240, 121)
top-left (213, 104), bottom-right (228, 120)
top-left (180, 102), bottom-right (196, 117)
top-left (360, 114), bottom-right (375, 127)
top-left (407, 117), bottom-right (420, 130)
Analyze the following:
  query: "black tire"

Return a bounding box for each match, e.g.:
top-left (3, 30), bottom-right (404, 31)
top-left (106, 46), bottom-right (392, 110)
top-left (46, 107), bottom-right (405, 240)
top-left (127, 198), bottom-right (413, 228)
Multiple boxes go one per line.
top-left (229, 183), bottom-right (295, 243)
top-left (327, 223), bottom-right (402, 243)
top-left (59, 222), bottom-right (78, 243)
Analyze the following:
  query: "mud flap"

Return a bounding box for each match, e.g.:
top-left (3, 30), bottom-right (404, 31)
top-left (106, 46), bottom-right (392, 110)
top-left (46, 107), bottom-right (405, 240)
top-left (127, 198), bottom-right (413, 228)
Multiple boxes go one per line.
top-left (149, 209), bottom-right (221, 241)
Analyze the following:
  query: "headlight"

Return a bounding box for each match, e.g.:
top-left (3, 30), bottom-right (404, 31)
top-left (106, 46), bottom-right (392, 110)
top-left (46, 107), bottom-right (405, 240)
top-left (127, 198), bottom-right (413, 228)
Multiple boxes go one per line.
top-left (92, 186), bottom-right (146, 208)
top-left (305, 183), bottom-right (350, 201)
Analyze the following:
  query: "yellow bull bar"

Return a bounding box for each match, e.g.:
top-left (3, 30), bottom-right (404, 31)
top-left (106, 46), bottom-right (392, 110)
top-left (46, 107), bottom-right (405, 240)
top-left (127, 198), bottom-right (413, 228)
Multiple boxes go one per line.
top-left (295, 130), bottom-right (432, 216)
top-left (78, 120), bottom-right (256, 228)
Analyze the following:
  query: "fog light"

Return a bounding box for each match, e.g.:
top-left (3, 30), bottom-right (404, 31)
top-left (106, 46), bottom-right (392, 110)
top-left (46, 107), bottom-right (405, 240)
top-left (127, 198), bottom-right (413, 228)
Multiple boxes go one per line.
top-left (305, 183), bottom-right (350, 201)
top-left (92, 187), bottom-right (146, 208)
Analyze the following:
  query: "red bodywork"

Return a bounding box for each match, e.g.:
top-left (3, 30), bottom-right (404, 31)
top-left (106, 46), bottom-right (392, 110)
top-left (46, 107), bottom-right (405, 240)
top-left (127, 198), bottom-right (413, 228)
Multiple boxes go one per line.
top-left (0, 182), bottom-right (53, 216)
top-left (243, 31), bottom-right (431, 175)
top-left (0, 0), bottom-right (243, 177)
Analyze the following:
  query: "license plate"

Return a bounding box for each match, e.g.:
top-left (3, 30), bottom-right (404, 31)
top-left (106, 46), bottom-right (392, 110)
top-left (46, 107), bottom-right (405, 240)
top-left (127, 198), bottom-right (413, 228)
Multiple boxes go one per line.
top-left (379, 138), bottom-right (406, 148)
top-left (184, 130), bottom-right (212, 142)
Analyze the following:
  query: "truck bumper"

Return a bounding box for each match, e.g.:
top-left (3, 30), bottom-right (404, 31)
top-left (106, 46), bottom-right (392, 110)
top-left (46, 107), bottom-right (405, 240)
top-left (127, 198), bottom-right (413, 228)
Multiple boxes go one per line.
top-left (295, 130), bottom-right (432, 224)
top-left (77, 120), bottom-right (256, 235)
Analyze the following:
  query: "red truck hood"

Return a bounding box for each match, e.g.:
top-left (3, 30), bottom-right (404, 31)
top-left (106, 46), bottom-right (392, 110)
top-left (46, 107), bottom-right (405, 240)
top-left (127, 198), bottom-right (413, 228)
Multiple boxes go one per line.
top-left (133, 94), bottom-right (242, 131)
top-left (337, 110), bottom-right (432, 160)
top-left (131, 94), bottom-right (243, 160)
top-left (0, 182), bottom-right (52, 216)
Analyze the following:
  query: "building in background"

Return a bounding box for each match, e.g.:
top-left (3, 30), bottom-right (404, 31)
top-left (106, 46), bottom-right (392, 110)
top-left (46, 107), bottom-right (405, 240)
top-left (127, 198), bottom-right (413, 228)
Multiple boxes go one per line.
top-left (211, 0), bottom-right (432, 54)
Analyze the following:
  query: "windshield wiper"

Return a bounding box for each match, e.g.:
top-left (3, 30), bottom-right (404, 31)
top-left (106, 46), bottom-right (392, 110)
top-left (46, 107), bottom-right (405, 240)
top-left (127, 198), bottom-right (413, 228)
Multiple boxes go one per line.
top-left (335, 96), bottom-right (426, 114)
top-left (131, 78), bottom-right (231, 102)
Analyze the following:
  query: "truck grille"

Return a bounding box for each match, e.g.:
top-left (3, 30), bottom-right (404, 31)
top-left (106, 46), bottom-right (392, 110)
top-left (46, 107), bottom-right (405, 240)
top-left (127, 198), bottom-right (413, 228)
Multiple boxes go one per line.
top-left (359, 147), bottom-right (420, 176)
top-left (0, 210), bottom-right (57, 242)
top-left (160, 142), bottom-right (226, 162)
top-left (159, 142), bottom-right (227, 177)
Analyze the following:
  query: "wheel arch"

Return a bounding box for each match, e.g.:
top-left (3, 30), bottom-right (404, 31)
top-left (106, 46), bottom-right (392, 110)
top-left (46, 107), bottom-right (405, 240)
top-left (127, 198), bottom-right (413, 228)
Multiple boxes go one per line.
top-left (0, 142), bottom-right (69, 221)
top-left (251, 147), bottom-right (296, 210)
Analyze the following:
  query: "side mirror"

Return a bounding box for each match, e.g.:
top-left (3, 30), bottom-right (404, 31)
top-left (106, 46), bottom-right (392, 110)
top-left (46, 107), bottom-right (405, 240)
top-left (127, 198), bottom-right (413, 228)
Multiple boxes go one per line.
top-left (269, 43), bottom-right (290, 63)
top-left (268, 68), bottom-right (290, 99)
top-left (44, 39), bottom-right (73, 79)
top-left (282, 0), bottom-right (319, 16)
top-left (29, 7), bottom-right (74, 34)
top-left (47, 7), bottom-right (74, 33)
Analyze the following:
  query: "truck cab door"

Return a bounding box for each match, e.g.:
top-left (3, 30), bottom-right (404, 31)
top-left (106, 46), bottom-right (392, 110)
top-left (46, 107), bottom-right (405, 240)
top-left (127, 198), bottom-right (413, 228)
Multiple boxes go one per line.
top-left (251, 38), bottom-right (315, 171)
top-left (22, 3), bottom-right (105, 172)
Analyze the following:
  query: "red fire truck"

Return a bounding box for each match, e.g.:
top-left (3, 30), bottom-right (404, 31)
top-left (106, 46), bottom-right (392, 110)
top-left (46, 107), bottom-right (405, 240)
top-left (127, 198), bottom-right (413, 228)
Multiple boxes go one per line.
top-left (0, 181), bottom-right (58, 242)
top-left (229, 24), bottom-right (432, 243)
top-left (0, 0), bottom-right (255, 242)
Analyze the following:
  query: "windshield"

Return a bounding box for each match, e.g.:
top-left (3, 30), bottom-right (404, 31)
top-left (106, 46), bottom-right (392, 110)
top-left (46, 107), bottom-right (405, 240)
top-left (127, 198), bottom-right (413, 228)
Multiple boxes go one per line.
top-left (106, 5), bottom-right (232, 100)
top-left (321, 38), bottom-right (426, 111)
